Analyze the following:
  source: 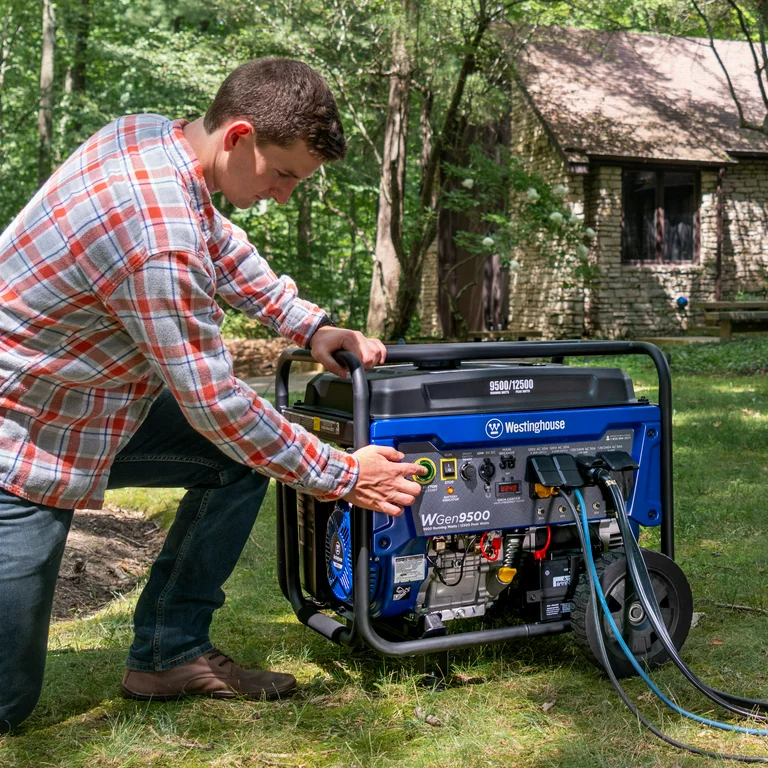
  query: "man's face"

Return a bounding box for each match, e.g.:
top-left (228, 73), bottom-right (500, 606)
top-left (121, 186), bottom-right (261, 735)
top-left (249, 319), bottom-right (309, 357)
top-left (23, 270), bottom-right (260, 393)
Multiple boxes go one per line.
top-left (216, 122), bottom-right (323, 209)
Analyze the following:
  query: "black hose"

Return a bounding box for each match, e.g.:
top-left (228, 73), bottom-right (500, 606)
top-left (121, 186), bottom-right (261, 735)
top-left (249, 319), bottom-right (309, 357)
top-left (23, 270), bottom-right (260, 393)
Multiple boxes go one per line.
top-left (600, 474), bottom-right (768, 718)
top-left (562, 489), bottom-right (768, 763)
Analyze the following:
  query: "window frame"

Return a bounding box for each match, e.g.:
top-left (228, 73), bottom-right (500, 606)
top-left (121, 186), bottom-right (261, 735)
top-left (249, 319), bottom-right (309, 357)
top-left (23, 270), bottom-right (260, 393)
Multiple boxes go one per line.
top-left (620, 165), bottom-right (701, 265)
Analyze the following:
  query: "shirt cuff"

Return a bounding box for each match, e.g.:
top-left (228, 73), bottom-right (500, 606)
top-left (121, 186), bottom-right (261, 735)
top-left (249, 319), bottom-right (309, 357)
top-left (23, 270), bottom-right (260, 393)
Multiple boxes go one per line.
top-left (314, 449), bottom-right (359, 501)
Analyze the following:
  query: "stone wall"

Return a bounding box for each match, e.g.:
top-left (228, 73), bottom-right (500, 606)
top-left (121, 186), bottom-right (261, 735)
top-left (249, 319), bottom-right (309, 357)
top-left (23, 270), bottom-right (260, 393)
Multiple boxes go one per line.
top-left (223, 337), bottom-right (302, 379)
top-left (721, 160), bottom-right (768, 297)
top-left (507, 84), bottom-right (586, 339)
top-left (584, 161), bottom-right (768, 336)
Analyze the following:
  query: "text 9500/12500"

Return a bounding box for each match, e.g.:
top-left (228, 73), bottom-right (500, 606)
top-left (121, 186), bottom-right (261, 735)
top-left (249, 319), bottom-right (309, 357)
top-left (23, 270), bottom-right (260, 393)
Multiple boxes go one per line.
top-left (489, 379), bottom-right (533, 395)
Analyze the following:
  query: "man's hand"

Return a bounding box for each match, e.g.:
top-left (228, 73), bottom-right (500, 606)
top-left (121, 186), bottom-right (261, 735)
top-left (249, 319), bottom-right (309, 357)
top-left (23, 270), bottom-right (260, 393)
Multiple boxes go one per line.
top-left (309, 326), bottom-right (386, 378)
top-left (343, 445), bottom-right (426, 516)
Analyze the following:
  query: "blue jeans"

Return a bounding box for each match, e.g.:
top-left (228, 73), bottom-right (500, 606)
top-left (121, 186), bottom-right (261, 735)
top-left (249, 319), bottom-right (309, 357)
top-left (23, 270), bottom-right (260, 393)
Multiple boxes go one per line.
top-left (0, 389), bottom-right (269, 732)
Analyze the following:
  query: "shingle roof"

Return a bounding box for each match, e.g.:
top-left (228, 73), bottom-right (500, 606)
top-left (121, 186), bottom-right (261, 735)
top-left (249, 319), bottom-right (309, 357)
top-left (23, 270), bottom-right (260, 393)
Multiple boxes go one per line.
top-left (514, 27), bottom-right (768, 164)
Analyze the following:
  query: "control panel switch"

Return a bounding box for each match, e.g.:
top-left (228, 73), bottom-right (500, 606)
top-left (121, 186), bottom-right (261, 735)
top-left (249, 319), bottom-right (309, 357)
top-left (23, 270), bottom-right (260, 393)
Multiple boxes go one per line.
top-left (479, 458), bottom-right (496, 482)
top-left (440, 458), bottom-right (458, 481)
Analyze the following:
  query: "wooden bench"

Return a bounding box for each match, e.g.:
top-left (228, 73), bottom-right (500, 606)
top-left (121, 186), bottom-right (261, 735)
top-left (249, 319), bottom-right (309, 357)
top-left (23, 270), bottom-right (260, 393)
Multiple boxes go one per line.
top-left (691, 301), bottom-right (768, 340)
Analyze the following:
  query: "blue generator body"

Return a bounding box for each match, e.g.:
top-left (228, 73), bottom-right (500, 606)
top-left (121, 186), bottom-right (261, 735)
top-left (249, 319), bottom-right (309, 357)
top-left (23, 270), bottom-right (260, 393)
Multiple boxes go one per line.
top-left (279, 349), bottom-right (668, 650)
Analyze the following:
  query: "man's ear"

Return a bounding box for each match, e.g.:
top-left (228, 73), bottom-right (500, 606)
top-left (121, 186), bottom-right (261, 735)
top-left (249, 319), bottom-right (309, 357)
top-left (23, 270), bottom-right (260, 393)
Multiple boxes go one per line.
top-left (223, 120), bottom-right (254, 151)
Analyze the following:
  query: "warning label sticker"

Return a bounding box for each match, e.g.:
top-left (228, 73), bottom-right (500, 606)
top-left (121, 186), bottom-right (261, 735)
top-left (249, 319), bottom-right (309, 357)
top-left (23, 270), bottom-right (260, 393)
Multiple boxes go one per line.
top-left (393, 555), bottom-right (426, 584)
top-left (284, 410), bottom-right (341, 436)
top-left (313, 416), bottom-right (340, 435)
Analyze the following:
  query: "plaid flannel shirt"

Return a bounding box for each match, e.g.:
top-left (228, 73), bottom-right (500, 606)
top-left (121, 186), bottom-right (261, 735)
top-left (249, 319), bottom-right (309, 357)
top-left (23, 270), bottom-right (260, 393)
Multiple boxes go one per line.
top-left (0, 114), bottom-right (358, 510)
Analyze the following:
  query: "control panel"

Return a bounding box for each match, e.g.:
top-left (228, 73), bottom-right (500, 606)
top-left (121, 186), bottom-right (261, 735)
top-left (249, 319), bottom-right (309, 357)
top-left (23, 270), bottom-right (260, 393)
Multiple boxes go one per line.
top-left (400, 430), bottom-right (636, 536)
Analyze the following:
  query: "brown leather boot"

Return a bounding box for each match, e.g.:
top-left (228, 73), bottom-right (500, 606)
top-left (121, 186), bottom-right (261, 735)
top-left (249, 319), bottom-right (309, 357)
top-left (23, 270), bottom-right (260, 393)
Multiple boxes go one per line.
top-left (120, 649), bottom-right (297, 701)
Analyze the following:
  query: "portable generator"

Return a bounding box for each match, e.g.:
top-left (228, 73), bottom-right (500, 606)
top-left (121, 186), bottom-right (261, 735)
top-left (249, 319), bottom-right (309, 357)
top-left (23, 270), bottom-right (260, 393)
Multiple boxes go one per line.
top-left (274, 341), bottom-right (693, 677)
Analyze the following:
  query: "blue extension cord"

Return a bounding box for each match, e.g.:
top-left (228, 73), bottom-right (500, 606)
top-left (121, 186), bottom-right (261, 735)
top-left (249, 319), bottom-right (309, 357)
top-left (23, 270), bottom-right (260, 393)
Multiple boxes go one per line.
top-left (572, 487), bottom-right (768, 737)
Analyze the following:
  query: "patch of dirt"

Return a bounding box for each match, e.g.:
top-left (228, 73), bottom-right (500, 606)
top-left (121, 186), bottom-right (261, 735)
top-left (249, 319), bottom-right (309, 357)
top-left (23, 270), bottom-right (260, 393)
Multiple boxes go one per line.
top-left (53, 505), bottom-right (165, 620)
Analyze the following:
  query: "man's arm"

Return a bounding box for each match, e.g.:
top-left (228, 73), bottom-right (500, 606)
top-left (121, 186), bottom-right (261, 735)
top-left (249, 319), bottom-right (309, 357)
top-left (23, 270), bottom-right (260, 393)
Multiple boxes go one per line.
top-left (210, 214), bottom-right (329, 347)
top-left (210, 213), bottom-right (388, 377)
top-left (104, 251), bottom-right (423, 512)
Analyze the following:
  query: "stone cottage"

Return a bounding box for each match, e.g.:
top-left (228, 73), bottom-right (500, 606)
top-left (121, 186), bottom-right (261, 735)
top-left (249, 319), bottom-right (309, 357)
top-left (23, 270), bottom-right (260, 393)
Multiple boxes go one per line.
top-left (421, 28), bottom-right (768, 339)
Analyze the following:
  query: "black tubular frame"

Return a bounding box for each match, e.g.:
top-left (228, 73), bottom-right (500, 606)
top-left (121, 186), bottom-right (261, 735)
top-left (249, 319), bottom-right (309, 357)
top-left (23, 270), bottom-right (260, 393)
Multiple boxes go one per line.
top-left (274, 340), bottom-right (673, 656)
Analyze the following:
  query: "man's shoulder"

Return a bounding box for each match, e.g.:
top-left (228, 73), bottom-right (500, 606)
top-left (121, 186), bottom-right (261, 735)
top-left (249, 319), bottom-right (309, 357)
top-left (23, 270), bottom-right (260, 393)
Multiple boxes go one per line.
top-left (58, 114), bottom-right (203, 252)
top-left (79, 113), bottom-right (171, 167)
top-left (116, 115), bottom-right (205, 253)
top-left (39, 113), bottom-right (206, 294)
top-left (87, 113), bottom-right (182, 185)
top-left (53, 114), bottom-right (181, 205)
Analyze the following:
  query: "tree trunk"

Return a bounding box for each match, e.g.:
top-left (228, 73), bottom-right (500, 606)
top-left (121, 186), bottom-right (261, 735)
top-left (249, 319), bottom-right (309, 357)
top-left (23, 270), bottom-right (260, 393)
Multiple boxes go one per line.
top-left (59, 0), bottom-right (89, 152)
top-left (438, 119), bottom-right (511, 337)
top-left (365, 18), bottom-right (411, 338)
top-left (295, 185), bottom-right (313, 302)
top-left (387, 8), bottom-right (491, 340)
top-left (70, 0), bottom-right (88, 93)
top-left (38, 0), bottom-right (55, 187)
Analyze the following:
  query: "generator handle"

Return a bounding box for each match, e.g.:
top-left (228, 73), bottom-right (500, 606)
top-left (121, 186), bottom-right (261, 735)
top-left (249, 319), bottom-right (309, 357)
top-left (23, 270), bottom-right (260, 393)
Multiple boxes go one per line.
top-left (274, 349), bottom-right (370, 648)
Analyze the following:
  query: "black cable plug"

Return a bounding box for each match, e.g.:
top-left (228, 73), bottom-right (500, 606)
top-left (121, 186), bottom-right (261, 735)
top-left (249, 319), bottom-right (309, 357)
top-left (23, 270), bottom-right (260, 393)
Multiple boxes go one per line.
top-left (575, 455), bottom-right (610, 485)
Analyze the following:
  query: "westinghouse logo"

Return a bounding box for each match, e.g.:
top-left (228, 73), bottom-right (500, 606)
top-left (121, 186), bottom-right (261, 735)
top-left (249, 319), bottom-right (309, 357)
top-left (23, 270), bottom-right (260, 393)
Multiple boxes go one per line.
top-left (485, 417), bottom-right (566, 438)
top-left (485, 418), bottom-right (503, 438)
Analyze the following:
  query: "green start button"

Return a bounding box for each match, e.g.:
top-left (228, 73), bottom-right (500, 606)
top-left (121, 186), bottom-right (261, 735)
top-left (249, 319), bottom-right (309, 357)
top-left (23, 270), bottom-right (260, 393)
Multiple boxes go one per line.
top-left (414, 457), bottom-right (436, 485)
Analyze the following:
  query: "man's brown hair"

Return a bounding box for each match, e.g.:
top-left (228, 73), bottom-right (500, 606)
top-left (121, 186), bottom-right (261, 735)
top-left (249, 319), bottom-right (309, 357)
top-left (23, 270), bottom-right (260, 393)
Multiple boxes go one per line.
top-left (204, 58), bottom-right (346, 162)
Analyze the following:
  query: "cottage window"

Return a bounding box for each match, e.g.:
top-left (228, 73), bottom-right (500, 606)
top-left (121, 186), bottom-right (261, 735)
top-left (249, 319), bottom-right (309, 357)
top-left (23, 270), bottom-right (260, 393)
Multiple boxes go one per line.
top-left (621, 169), bottom-right (698, 262)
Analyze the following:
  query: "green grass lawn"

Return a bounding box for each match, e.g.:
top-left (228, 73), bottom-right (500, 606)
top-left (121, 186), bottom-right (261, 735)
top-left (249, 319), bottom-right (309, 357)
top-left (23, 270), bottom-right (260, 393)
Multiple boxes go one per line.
top-left (3, 347), bottom-right (768, 767)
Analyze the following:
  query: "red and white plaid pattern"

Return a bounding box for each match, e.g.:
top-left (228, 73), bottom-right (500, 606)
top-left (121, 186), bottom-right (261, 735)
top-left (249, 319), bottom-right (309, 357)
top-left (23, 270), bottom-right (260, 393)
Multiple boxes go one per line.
top-left (0, 115), bottom-right (358, 510)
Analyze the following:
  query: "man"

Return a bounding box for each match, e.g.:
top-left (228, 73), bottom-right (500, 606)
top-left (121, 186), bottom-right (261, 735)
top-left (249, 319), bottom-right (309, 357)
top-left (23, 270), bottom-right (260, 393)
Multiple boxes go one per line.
top-left (0, 58), bottom-right (424, 732)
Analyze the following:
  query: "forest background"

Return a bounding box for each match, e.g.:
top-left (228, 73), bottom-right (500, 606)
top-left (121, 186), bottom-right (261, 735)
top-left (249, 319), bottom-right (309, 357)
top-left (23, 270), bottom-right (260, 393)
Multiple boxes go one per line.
top-left (0, 0), bottom-right (761, 339)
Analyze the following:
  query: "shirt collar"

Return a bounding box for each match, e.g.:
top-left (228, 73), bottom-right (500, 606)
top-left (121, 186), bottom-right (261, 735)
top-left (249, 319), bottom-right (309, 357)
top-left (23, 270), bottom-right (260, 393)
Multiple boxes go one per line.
top-left (164, 118), bottom-right (217, 240)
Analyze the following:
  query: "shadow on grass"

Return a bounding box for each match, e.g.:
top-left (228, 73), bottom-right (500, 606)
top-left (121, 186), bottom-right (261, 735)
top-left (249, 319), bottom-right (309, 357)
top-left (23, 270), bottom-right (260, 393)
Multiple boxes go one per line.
top-left (6, 604), bottom-right (767, 767)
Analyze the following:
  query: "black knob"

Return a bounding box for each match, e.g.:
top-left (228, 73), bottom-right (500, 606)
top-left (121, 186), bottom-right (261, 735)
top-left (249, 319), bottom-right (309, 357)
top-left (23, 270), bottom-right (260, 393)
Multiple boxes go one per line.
top-left (460, 462), bottom-right (476, 481)
top-left (479, 458), bottom-right (496, 482)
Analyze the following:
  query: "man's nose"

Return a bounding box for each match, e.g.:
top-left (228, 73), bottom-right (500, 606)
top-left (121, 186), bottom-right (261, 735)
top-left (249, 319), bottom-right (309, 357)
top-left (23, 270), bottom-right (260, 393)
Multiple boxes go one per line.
top-left (270, 179), bottom-right (299, 205)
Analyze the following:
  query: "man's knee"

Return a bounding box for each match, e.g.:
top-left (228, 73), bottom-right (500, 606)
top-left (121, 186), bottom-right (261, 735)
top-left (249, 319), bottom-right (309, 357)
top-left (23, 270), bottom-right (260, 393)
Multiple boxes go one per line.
top-left (0, 686), bottom-right (42, 733)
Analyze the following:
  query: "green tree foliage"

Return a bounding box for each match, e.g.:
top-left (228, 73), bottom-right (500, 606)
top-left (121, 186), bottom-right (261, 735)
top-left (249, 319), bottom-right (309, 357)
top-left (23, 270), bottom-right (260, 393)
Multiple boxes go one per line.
top-left (0, 0), bottom-right (376, 333)
top-left (2, 0), bottom-right (750, 338)
top-left (443, 146), bottom-right (598, 282)
top-left (0, 1), bottom-right (44, 216)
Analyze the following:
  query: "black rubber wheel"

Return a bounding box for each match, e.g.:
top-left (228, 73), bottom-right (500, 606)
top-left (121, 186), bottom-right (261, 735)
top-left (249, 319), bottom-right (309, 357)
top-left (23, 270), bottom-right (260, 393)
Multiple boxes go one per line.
top-left (571, 548), bottom-right (693, 678)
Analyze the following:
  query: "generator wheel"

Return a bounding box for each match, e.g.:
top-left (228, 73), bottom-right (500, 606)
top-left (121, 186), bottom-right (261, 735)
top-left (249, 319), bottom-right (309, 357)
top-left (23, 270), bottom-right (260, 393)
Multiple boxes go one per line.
top-left (571, 548), bottom-right (693, 678)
